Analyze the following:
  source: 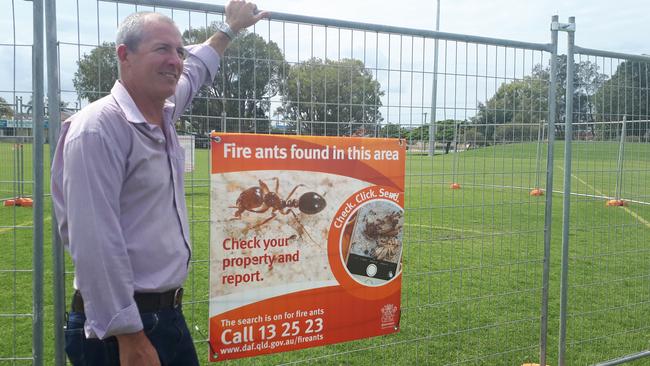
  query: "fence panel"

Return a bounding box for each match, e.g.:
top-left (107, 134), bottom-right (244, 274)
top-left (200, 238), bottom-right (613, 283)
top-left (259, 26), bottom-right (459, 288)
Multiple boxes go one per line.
top-left (43, 0), bottom-right (558, 365)
top-left (559, 39), bottom-right (650, 365)
top-left (0, 0), bottom-right (42, 364)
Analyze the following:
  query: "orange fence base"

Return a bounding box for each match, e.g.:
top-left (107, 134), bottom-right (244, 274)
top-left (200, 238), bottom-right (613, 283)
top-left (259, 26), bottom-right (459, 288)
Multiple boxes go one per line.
top-left (606, 199), bottom-right (626, 206)
top-left (3, 197), bottom-right (33, 207)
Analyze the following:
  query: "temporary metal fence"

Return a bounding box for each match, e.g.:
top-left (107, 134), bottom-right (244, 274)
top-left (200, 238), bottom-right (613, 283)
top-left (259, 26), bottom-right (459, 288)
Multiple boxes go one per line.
top-left (557, 18), bottom-right (650, 366)
top-left (1, 0), bottom-right (648, 365)
top-left (0, 0), bottom-right (45, 364)
top-left (44, 1), bottom-right (557, 365)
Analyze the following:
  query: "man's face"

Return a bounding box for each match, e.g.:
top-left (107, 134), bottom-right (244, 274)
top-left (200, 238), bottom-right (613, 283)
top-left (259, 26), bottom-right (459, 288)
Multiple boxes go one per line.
top-left (123, 19), bottom-right (185, 101)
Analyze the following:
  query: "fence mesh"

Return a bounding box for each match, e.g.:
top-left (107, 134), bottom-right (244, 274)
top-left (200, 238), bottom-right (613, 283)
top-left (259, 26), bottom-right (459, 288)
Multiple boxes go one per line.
top-left (562, 54), bottom-right (650, 365)
top-left (49, 1), bottom-right (554, 364)
top-left (0, 0), bottom-right (38, 364)
top-left (2, 0), bottom-right (649, 365)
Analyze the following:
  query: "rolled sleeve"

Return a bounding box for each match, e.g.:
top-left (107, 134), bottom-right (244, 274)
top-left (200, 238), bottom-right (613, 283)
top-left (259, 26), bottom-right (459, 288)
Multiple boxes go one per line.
top-left (171, 44), bottom-right (221, 121)
top-left (63, 130), bottom-right (141, 339)
top-left (186, 43), bottom-right (221, 83)
top-left (86, 302), bottom-right (142, 339)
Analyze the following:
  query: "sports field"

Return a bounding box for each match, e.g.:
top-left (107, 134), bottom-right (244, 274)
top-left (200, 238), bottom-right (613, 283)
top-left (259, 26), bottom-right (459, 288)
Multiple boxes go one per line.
top-left (1, 140), bottom-right (648, 365)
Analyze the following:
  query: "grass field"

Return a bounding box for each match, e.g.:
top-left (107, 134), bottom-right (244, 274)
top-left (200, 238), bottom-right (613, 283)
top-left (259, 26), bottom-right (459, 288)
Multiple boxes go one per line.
top-left (0, 140), bottom-right (649, 365)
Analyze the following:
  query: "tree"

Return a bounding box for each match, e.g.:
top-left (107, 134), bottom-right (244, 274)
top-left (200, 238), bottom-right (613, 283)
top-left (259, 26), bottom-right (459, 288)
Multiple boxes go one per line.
top-left (72, 25), bottom-right (286, 136)
top-left (406, 124), bottom-right (430, 142)
top-left (21, 96), bottom-right (69, 117)
top-left (532, 55), bottom-right (607, 138)
top-left (472, 76), bottom-right (548, 140)
top-left (182, 25), bottom-right (286, 134)
top-left (472, 55), bottom-right (607, 140)
top-left (493, 124), bottom-right (540, 142)
top-left (379, 123), bottom-right (408, 138)
top-left (0, 97), bottom-right (13, 118)
top-left (594, 60), bottom-right (650, 139)
top-left (73, 42), bottom-right (118, 103)
top-left (278, 58), bottom-right (384, 136)
top-left (435, 119), bottom-right (462, 154)
top-left (461, 128), bottom-right (486, 146)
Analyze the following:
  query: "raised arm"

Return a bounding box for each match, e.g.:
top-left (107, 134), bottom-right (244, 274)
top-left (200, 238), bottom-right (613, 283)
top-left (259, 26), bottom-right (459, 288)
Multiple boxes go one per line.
top-left (205, 0), bottom-right (270, 56)
top-left (171, 1), bottom-right (269, 122)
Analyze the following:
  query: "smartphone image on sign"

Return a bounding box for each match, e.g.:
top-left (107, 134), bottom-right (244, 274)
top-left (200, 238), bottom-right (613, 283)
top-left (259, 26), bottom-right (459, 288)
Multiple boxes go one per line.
top-left (345, 200), bottom-right (404, 285)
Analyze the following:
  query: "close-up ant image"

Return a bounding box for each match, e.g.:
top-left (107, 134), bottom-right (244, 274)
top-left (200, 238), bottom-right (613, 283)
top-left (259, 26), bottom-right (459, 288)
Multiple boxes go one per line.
top-left (231, 178), bottom-right (326, 234)
top-left (211, 171), bottom-right (369, 297)
top-left (230, 177), bottom-right (327, 244)
top-left (344, 200), bottom-right (404, 284)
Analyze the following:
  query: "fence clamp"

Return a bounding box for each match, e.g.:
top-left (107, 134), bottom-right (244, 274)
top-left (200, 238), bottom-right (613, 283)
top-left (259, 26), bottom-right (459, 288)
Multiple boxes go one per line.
top-left (551, 21), bottom-right (575, 32)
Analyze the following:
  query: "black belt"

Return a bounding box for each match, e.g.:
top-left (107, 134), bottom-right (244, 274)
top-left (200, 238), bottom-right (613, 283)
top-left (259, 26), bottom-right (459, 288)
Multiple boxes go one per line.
top-left (71, 288), bottom-right (183, 313)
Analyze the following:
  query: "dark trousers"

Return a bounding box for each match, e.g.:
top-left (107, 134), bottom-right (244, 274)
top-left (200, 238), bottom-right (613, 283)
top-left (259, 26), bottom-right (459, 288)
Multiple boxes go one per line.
top-left (64, 307), bottom-right (199, 366)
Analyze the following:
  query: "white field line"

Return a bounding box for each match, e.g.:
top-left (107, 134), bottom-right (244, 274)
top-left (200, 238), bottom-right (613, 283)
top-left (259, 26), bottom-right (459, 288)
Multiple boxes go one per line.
top-left (194, 210), bottom-right (502, 236)
top-left (405, 182), bottom-right (650, 206)
top-left (557, 166), bottom-right (650, 229)
top-left (0, 215), bottom-right (51, 234)
top-left (187, 204), bottom-right (210, 210)
top-left (622, 209), bottom-right (650, 228)
top-left (403, 223), bottom-right (503, 236)
top-left (192, 181), bottom-right (650, 229)
top-left (549, 191), bottom-right (650, 206)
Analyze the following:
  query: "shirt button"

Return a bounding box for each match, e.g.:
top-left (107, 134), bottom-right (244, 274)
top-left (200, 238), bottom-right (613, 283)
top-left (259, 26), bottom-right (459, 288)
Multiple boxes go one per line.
top-left (157, 139), bottom-right (164, 144)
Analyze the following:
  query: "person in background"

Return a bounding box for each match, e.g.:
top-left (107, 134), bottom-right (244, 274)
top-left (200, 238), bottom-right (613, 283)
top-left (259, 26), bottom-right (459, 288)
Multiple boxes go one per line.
top-left (51, 1), bottom-right (269, 365)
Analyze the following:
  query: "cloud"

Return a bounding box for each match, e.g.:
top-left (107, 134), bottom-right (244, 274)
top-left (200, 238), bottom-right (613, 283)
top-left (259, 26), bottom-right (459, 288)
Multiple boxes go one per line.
top-left (2, 0), bottom-right (648, 126)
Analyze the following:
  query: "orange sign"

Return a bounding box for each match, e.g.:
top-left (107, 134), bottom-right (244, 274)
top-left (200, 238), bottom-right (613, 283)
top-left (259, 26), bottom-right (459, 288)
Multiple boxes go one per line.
top-left (208, 133), bottom-right (405, 361)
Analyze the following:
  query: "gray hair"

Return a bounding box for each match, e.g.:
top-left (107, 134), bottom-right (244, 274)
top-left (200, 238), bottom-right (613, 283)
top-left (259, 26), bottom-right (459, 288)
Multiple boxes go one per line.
top-left (116, 12), bottom-right (176, 51)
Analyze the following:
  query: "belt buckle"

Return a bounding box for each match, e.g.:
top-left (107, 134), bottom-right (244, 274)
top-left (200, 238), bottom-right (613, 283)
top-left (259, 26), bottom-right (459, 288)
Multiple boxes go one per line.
top-left (173, 288), bottom-right (183, 308)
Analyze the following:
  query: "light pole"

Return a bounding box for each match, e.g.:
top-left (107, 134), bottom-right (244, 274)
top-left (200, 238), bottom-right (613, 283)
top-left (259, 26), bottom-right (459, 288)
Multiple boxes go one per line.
top-left (435, 0), bottom-right (440, 31)
top-left (418, 112), bottom-right (427, 153)
top-left (428, 0), bottom-right (441, 156)
top-left (296, 79), bottom-right (301, 135)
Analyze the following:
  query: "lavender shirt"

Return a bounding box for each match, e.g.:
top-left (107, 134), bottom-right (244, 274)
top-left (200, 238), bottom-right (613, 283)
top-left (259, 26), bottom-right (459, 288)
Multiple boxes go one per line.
top-left (51, 44), bottom-right (220, 339)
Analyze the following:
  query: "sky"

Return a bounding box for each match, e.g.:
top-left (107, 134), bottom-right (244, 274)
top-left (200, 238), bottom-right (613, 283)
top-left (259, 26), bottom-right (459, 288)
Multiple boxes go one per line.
top-left (1, 0), bottom-right (649, 123)
top-left (232, 0), bottom-right (650, 55)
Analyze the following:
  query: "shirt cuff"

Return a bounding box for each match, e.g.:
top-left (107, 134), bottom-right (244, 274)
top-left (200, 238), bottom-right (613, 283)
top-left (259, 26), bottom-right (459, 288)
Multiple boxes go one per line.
top-left (186, 43), bottom-right (221, 85)
top-left (86, 302), bottom-right (143, 340)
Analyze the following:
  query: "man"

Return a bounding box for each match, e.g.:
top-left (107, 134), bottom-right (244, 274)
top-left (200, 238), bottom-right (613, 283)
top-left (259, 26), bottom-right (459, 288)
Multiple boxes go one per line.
top-left (51, 2), bottom-right (268, 365)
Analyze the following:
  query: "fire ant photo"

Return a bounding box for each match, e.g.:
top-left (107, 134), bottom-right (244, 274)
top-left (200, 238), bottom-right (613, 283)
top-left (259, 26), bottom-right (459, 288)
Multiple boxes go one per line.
top-left (230, 177), bottom-right (327, 242)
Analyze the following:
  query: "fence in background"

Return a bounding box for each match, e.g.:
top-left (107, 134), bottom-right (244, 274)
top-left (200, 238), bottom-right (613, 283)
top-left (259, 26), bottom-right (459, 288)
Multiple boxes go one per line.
top-left (0, 0), bottom-right (44, 364)
top-left (557, 19), bottom-right (650, 366)
top-left (0, 0), bottom-right (649, 365)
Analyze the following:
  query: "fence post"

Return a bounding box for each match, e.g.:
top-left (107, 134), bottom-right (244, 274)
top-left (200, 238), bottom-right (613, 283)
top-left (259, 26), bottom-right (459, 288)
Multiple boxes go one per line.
top-left (427, 1), bottom-right (441, 156)
top-left (44, 0), bottom-right (66, 363)
top-left (614, 116), bottom-right (626, 200)
top-left (558, 16), bottom-right (576, 366)
top-left (31, 0), bottom-right (45, 365)
top-left (539, 15), bottom-right (560, 366)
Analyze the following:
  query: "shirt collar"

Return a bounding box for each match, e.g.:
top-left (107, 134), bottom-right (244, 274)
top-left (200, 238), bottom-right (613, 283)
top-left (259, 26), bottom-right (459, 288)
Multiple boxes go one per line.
top-left (111, 80), bottom-right (176, 127)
